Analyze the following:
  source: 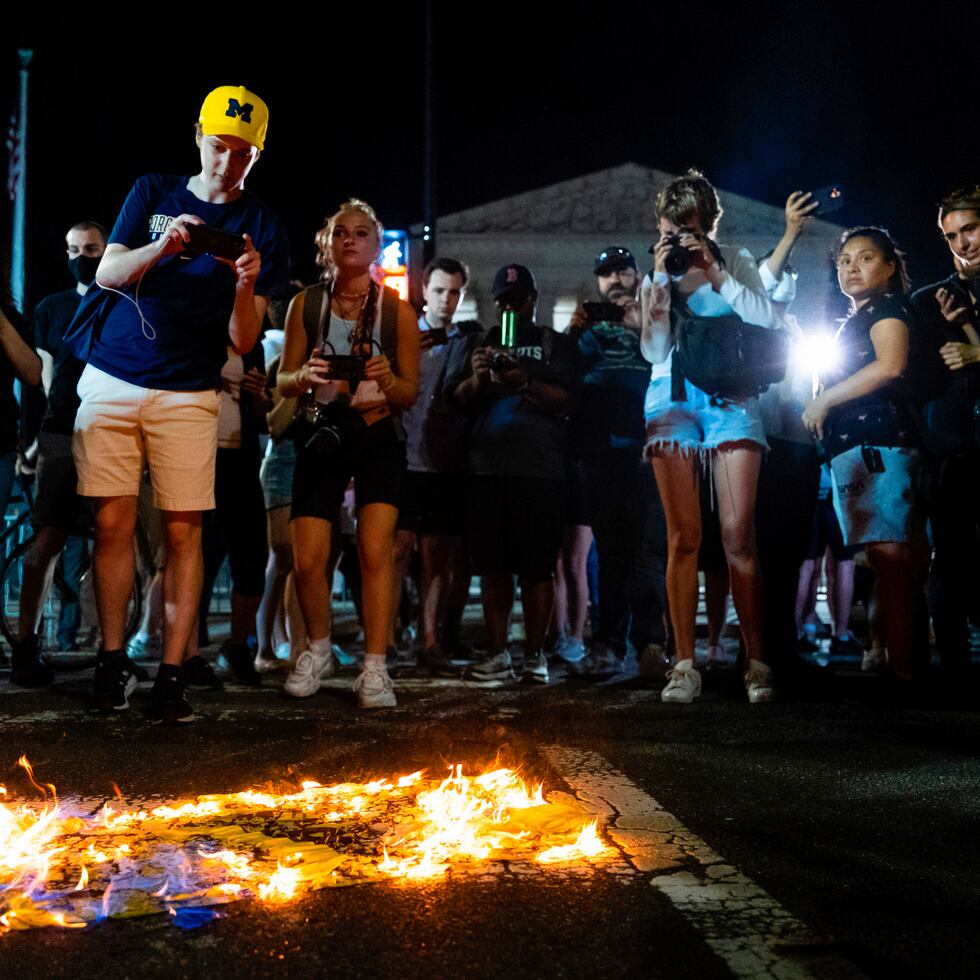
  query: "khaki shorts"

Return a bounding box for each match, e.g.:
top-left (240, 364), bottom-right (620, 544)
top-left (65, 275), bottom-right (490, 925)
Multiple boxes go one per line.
top-left (73, 364), bottom-right (220, 511)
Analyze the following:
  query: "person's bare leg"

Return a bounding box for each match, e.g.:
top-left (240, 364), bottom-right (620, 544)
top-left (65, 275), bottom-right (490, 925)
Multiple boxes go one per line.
top-left (550, 550), bottom-right (569, 648)
top-left (256, 506), bottom-right (292, 660)
top-left (17, 525), bottom-right (69, 639)
top-left (795, 558), bottom-right (817, 632)
top-left (866, 542), bottom-right (925, 681)
top-left (291, 516), bottom-right (333, 643)
top-left (441, 540), bottom-right (470, 650)
top-left (92, 496), bottom-right (139, 651)
top-left (357, 503), bottom-right (399, 656)
top-left (564, 525), bottom-right (592, 642)
top-left (480, 573), bottom-right (515, 657)
top-left (519, 577), bottom-right (555, 654)
top-left (704, 566), bottom-right (730, 648)
top-left (160, 511), bottom-right (204, 667)
top-left (714, 445), bottom-right (765, 664)
top-left (390, 529), bottom-right (414, 648)
top-left (651, 453), bottom-right (702, 663)
top-left (419, 532), bottom-right (452, 650)
top-left (831, 559), bottom-right (856, 638)
top-left (283, 571), bottom-right (306, 661)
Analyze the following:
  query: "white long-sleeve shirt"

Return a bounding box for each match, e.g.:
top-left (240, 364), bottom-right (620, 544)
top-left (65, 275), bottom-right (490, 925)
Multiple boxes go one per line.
top-left (641, 243), bottom-right (773, 379)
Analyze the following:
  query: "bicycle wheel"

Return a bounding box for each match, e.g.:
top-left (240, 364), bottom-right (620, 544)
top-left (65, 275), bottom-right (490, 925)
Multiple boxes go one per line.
top-left (0, 535), bottom-right (143, 650)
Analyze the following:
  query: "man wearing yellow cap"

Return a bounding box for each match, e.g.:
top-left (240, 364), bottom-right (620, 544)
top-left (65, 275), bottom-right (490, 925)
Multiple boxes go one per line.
top-left (71, 85), bottom-right (290, 724)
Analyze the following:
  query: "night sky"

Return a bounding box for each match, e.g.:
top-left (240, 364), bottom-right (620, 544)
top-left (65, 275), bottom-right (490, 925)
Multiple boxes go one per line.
top-left (2, 3), bottom-right (977, 313)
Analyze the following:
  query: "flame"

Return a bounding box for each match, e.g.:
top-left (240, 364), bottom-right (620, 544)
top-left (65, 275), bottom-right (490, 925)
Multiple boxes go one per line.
top-left (257, 863), bottom-right (299, 901)
top-left (537, 821), bottom-right (608, 863)
top-left (0, 756), bottom-right (608, 932)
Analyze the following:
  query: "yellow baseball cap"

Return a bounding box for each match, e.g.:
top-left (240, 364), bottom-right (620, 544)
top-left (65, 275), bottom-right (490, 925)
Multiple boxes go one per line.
top-left (198, 85), bottom-right (269, 150)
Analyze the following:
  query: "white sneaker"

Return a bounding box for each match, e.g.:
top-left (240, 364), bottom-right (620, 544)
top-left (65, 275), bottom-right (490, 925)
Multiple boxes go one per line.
top-left (661, 660), bottom-right (701, 704)
top-left (283, 648), bottom-right (329, 698)
top-left (862, 648), bottom-right (886, 673)
top-left (521, 651), bottom-right (550, 684)
top-left (744, 659), bottom-right (775, 703)
top-left (557, 636), bottom-right (587, 664)
top-left (466, 651), bottom-right (515, 683)
top-left (354, 663), bottom-right (396, 709)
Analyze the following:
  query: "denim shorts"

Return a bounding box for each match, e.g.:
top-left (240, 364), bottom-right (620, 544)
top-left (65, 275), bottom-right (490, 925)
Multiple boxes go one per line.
top-left (830, 444), bottom-right (919, 547)
top-left (260, 438), bottom-right (296, 511)
top-left (643, 374), bottom-right (767, 457)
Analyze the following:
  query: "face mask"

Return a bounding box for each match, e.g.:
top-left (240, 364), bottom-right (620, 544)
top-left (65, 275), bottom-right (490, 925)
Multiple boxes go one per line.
top-left (68, 254), bottom-right (101, 286)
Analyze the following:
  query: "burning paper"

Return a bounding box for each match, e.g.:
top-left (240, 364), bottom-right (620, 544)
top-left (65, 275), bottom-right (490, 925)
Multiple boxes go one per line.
top-left (0, 758), bottom-right (609, 932)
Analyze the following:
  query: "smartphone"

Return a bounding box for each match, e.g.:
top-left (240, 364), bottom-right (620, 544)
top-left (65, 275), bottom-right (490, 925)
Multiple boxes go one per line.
top-left (427, 326), bottom-right (449, 345)
top-left (810, 185), bottom-right (845, 216)
top-left (184, 224), bottom-right (247, 260)
top-left (583, 301), bottom-right (625, 324)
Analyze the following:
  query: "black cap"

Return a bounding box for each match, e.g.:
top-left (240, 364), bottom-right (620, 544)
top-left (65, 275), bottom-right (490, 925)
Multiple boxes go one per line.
top-left (594, 246), bottom-right (637, 275)
top-left (491, 263), bottom-right (537, 301)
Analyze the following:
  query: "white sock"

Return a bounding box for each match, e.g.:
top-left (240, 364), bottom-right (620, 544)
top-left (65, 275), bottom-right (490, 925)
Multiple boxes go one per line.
top-left (674, 658), bottom-right (695, 671)
top-left (310, 636), bottom-right (331, 657)
top-left (364, 653), bottom-right (387, 671)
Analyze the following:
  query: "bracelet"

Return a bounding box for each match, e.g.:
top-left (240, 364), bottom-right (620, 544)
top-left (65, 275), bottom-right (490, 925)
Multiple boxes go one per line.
top-left (380, 374), bottom-right (395, 392)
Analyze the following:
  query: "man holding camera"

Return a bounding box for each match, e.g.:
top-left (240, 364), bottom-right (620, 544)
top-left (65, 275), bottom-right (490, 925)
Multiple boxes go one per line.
top-left (447, 264), bottom-right (580, 685)
top-left (71, 85), bottom-right (290, 723)
top-left (912, 186), bottom-right (980, 689)
top-left (566, 247), bottom-right (669, 679)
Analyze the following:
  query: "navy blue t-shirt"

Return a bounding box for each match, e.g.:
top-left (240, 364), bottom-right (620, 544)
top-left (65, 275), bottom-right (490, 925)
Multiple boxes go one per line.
top-left (88, 174), bottom-right (290, 391)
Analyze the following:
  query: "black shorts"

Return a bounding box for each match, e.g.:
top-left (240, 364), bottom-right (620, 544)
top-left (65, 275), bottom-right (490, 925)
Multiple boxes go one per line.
top-left (32, 432), bottom-right (93, 533)
top-left (209, 448), bottom-right (268, 596)
top-left (396, 471), bottom-right (467, 535)
top-left (807, 494), bottom-right (859, 561)
top-left (466, 475), bottom-right (564, 582)
top-left (291, 415), bottom-right (406, 522)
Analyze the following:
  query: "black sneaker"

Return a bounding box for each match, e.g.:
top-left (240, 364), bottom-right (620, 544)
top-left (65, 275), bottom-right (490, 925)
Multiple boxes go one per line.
top-left (11, 634), bottom-right (55, 688)
top-left (148, 666), bottom-right (195, 725)
top-left (416, 645), bottom-right (463, 678)
top-left (216, 641), bottom-right (262, 686)
top-left (181, 655), bottom-right (224, 690)
top-left (93, 649), bottom-right (137, 712)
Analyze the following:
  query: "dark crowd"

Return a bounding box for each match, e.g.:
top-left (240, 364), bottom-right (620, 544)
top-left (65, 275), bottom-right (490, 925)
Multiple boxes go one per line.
top-left (2, 84), bottom-right (979, 723)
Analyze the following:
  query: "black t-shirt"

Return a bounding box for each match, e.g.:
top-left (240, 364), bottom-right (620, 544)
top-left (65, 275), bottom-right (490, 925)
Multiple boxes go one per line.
top-left (825, 292), bottom-right (918, 456)
top-left (574, 321), bottom-right (650, 453)
top-left (445, 322), bottom-right (581, 479)
top-left (910, 275), bottom-right (980, 456)
top-left (0, 302), bottom-right (36, 456)
top-left (32, 288), bottom-right (84, 435)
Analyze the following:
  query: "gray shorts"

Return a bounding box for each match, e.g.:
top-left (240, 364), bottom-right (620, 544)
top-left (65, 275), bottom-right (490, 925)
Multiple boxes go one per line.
top-left (830, 444), bottom-right (919, 547)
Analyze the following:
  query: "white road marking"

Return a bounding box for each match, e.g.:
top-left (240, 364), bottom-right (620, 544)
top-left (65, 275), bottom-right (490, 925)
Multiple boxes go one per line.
top-left (544, 746), bottom-right (862, 980)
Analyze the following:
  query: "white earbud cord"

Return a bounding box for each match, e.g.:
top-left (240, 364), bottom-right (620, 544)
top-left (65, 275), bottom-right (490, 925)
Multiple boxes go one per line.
top-left (95, 264), bottom-right (157, 341)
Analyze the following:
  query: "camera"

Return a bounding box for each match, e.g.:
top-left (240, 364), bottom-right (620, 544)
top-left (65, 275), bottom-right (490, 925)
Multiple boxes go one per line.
top-left (655, 232), bottom-right (723, 277)
top-left (582, 301), bottom-right (625, 324)
top-left (490, 350), bottom-right (520, 373)
top-left (305, 399), bottom-right (367, 458)
top-left (322, 354), bottom-right (366, 384)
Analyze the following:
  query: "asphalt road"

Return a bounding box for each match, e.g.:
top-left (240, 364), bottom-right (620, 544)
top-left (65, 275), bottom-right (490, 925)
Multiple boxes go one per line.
top-left (1, 651), bottom-right (978, 980)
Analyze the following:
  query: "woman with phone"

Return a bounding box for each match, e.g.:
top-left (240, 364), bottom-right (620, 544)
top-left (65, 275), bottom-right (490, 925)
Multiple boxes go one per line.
top-left (277, 199), bottom-right (419, 707)
top-left (801, 227), bottom-right (926, 691)
top-left (641, 170), bottom-right (774, 704)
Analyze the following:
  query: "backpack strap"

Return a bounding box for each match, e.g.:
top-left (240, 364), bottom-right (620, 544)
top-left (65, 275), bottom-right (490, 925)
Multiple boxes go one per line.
top-left (669, 286), bottom-right (689, 402)
top-left (379, 284), bottom-right (400, 374)
top-left (301, 281), bottom-right (331, 359)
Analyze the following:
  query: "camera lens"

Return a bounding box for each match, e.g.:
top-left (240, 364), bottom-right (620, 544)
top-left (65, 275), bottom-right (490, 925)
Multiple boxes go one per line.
top-left (664, 243), bottom-right (692, 277)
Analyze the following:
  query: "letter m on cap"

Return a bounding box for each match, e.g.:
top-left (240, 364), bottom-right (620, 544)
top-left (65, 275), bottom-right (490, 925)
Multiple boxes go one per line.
top-left (225, 98), bottom-right (253, 123)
